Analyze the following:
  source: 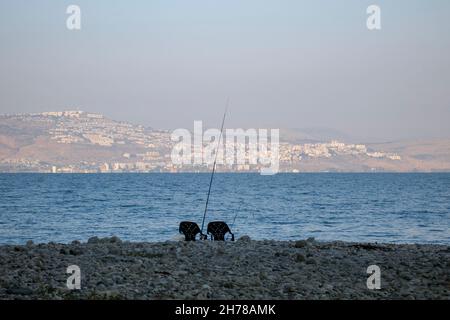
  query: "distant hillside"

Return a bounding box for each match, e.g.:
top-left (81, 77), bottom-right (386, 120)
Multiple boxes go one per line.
top-left (0, 111), bottom-right (449, 172)
top-left (0, 111), bottom-right (172, 172)
top-left (366, 139), bottom-right (450, 172)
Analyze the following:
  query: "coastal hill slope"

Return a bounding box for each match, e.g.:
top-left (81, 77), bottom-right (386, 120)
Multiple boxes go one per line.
top-left (0, 111), bottom-right (449, 172)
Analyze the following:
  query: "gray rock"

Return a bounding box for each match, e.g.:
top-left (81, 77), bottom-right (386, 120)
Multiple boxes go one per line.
top-left (7, 287), bottom-right (33, 295)
top-left (238, 235), bottom-right (251, 242)
top-left (294, 240), bottom-right (308, 248)
top-left (110, 236), bottom-right (122, 244)
top-left (295, 253), bottom-right (306, 262)
top-left (108, 246), bottom-right (121, 255)
top-left (69, 247), bottom-right (84, 256)
top-left (216, 247), bottom-right (226, 255)
top-left (283, 285), bottom-right (296, 293)
top-left (87, 236), bottom-right (100, 244)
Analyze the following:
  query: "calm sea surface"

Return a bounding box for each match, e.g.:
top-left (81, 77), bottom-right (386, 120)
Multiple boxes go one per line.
top-left (0, 173), bottom-right (449, 245)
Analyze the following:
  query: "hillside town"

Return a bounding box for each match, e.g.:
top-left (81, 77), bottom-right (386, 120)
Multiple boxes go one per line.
top-left (0, 111), bottom-right (403, 173)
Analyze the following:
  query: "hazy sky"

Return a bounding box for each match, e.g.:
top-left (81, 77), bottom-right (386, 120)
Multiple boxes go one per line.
top-left (1, 0), bottom-right (449, 142)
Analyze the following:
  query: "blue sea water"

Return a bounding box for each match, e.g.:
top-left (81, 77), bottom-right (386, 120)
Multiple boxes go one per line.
top-left (0, 173), bottom-right (449, 245)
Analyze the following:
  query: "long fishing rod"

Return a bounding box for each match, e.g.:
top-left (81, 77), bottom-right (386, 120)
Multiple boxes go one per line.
top-left (200, 100), bottom-right (229, 235)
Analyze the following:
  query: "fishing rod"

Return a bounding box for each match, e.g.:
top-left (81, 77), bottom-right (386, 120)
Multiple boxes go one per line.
top-left (200, 99), bottom-right (229, 235)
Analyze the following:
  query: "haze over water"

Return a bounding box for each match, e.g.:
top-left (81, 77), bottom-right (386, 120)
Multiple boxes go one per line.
top-left (0, 173), bottom-right (449, 245)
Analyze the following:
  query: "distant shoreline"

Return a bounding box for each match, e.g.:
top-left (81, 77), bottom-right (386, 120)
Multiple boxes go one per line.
top-left (1, 237), bottom-right (449, 300)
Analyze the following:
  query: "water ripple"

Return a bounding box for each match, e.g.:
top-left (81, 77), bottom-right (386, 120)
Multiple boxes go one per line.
top-left (0, 173), bottom-right (449, 244)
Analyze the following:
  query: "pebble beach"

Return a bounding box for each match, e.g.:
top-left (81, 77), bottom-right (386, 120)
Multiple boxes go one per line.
top-left (0, 237), bottom-right (449, 300)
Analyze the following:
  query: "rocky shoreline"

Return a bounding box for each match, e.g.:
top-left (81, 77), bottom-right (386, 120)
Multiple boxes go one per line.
top-left (0, 237), bottom-right (449, 300)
